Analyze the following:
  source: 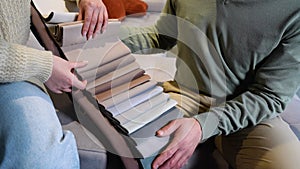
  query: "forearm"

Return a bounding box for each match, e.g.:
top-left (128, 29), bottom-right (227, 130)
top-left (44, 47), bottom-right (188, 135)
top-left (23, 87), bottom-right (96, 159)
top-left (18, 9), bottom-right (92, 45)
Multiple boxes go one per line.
top-left (196, 46), bottom-right (300, 142)
top-left (121, 0), bottom-right (178, 53)
top-left (194, 89), bottom-right (288, 142)
top-left (120, 20), bottom-right (177, 53)
top-left (0, 40), bottom-right (53, 83)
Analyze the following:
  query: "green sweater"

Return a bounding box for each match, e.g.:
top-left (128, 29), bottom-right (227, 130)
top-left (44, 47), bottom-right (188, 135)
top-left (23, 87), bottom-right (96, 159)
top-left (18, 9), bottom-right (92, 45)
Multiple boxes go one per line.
top-left (121, 0), bottom-right (300, 141)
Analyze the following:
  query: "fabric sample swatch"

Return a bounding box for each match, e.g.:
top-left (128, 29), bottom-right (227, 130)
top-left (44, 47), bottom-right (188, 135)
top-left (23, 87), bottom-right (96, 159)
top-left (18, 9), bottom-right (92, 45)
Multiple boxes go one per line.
top-left (79, 54), bottom-right (136, 81)
top-left (86, 61), bottom-right (140, 90)
top-left (76, 40), bottom-right (132, 72)
top-left (95, 74), bottom-right (151, 102)
top-left (115, 93), bottom-right (169, 125)
top-left (89, 68), bottom-right (145, 95)
top-left (101, 80), bottom-right (157, 108)
top-left (122, 99), bottom-right (177, 134)
top-left (107, 86), bottom-right (164, 116)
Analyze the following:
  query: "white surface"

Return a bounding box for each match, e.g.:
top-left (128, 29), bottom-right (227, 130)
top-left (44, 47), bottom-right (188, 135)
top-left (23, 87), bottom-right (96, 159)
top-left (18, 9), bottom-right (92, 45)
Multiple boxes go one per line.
top-left (134, 53), bottom-right (176, 82)
top-left (33, 0), bottom-right (68, 15)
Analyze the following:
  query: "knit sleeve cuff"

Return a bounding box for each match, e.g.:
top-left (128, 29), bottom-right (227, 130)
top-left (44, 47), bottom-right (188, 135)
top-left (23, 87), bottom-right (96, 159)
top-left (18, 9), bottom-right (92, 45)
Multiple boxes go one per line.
top-left (23, 48), bottom-right (53, 83)
top-left (193, 112), bottom-right (220, 143)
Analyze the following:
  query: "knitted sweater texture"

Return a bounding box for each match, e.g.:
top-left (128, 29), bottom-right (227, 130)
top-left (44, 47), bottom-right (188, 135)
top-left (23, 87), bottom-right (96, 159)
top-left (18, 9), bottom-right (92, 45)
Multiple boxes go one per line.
top-left (0, 0), bottom-right (52, 84)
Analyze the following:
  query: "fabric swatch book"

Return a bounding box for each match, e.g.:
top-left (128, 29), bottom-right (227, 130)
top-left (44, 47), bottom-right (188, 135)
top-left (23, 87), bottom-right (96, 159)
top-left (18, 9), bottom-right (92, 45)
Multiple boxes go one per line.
top-left (43, 11), bottom-right (121, 47)
top-left (33, 7), bottom-right (184, 167)
top-left (63, 38), bottom-right (184, 159)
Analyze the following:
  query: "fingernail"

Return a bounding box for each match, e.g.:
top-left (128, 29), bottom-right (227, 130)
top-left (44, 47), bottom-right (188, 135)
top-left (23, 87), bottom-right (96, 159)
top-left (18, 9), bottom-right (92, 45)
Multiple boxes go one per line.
top-left (82, 31), bottom-right (87, 37)
top-left (156, 130), bottom-right (163, 136)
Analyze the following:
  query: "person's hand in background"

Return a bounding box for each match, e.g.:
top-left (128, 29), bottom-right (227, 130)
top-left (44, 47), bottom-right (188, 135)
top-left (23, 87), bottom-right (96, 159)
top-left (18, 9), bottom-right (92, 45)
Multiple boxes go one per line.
top-left (77, 0), bottom-right (108, 40)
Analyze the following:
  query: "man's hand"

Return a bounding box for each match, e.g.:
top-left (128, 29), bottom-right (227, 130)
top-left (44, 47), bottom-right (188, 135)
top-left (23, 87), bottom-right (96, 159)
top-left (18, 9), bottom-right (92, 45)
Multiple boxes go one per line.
top-left (152, 118), bottom-right (202, 169)
top-left (77, 0), bottom-right (108, 40)
top-left (45, 56), bottom-right (88, 94)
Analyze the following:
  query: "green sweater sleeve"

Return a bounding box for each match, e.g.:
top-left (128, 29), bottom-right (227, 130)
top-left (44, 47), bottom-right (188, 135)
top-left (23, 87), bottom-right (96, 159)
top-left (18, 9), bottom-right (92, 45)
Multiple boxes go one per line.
top-left (120, 0), bottom-right (178, 53)
top-left (195, 17), bottom-right (300, 141)
top-left (121, 0), bottom-right (300, 142)
top-left (0, 39), bottom-right (53, 83)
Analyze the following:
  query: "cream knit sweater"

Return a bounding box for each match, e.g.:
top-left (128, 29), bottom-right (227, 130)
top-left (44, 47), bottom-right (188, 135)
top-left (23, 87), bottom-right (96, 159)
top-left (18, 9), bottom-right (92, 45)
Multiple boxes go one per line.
top-left (0, 0), bottom-right (53, 85)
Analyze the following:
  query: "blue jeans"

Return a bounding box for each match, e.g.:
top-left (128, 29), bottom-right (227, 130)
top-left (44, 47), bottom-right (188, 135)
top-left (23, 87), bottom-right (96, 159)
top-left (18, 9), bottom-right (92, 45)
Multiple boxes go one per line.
top-left (0, 82), bottom-right (79, 169)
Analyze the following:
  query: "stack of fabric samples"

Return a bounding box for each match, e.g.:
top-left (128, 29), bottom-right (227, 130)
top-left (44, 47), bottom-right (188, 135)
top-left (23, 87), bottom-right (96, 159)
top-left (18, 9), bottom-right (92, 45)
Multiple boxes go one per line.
top-left (78, 40), bottom-right (179, 134)
top-left (63, 39), bottom-right (184, 159)
top-left (43, 11), bottom-right (120, 46)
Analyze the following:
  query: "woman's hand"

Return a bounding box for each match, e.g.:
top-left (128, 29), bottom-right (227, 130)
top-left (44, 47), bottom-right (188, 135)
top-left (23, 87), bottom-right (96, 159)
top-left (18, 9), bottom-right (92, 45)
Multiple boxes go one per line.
top-left (152, 118), bottom-right (202, 169)
top-left (77, 0), bottom-right (108, 40)
top-left (45, 56), bottom-right (88, 94)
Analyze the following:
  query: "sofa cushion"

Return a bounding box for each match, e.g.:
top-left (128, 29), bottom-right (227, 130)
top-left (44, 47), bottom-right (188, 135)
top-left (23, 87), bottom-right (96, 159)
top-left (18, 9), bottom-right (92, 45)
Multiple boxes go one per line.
top-left (102, 0), bottom-right (126, 20)
top-left (122, 0), bottom-right (148, 16)
top-left (63, 121), bottom-right (107, 169)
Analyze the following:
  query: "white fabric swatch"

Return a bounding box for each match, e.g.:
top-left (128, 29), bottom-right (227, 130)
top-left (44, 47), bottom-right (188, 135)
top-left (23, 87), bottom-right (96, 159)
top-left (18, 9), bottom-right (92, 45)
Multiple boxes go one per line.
top-left (107, 86), bottom-right (163, 116)
top-left (44, 12), bottom-right (78, 23)
top-left (115, 93), bottom-right (169, 125)
top-left (123, 99), bottom-right (177, 134)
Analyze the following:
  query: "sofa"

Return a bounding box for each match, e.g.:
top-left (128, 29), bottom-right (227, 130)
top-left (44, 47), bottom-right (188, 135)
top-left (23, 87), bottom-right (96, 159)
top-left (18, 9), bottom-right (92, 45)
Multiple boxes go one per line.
top-left (28, 0), bottom-right (300, 168)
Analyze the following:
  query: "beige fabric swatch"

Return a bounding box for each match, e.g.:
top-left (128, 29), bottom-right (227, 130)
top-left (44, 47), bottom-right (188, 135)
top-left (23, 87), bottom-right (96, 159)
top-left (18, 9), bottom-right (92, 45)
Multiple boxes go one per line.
top-left (101, 80), bottom-right (157, 108)
top-left (88, 68), bottom-right (145, 95)
top-left (86, 62), bottom-right (140, 90)
top-left (79, 54), bottom-right (136, 81)
top-left (95, 74), bottom-right (151, 102)
top-left (77, 40), bottom-right (131, 72)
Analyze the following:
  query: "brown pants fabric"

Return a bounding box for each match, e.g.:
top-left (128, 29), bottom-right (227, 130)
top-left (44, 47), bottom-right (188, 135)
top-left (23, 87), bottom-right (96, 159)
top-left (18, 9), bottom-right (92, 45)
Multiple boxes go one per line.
top-left (162, 81), bottom-right (300, 169)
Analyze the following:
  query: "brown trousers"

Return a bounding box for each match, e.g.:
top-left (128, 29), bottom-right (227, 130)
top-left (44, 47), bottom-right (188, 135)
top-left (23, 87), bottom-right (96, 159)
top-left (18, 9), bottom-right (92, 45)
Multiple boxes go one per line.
top-left (162, 81), bottom-right (300, 169)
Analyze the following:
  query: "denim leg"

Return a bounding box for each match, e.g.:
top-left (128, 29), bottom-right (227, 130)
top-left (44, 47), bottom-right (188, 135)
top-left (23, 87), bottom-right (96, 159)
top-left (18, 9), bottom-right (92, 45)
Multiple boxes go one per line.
top-left (0, 82), bottom-right (79, 169)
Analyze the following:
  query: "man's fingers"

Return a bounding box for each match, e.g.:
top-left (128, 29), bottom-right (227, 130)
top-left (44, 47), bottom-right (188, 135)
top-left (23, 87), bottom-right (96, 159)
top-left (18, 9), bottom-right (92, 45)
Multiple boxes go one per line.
top-left (98, 7), bottom-right (108, 34)
top-left (152, 146), bottom-right (177, 169)
top-left (158, 149), bottom-right (187, 169)
top-left (156, 120), bottom-right (179, 137)
top-left (92, 11), bottom-right (103, 38)
top-left (77, 10), bottom-right (87, 36)
top-left (86, 9), bottom-right (99, 40)
top-left (102, 8), bottom-right (108, 33)
top-left (81, 9), bottom-right (93, 38)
